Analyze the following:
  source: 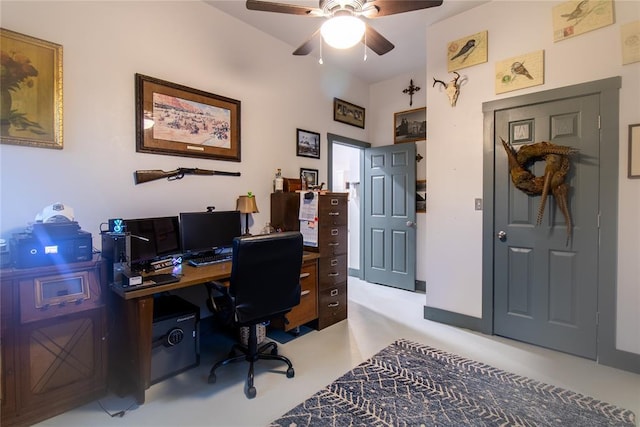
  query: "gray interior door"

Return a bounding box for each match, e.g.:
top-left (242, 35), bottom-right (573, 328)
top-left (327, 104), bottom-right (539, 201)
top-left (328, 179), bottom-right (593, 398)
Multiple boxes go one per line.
top-left (494, 94), bottom-right (600, 359)
top-left (364, 144), bottom-right (416, 291)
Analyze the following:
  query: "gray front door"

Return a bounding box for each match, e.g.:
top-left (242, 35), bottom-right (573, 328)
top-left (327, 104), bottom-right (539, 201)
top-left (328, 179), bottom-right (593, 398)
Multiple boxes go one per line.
top-left (494, 94), bottom-right (600, 359)
top-left (364, 144), bottom-right (416, 290)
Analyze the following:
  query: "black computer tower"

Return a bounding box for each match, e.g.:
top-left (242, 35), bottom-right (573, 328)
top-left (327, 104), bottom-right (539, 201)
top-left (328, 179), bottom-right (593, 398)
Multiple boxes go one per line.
top-left (151, 295), bottom-right (200, 384)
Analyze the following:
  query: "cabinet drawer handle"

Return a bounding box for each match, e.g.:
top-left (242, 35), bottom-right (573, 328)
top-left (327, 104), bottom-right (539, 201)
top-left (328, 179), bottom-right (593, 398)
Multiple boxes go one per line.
top-left (300, 290), bottom-right (310, 297)
top-left (330, 289), bottom-right (339, 297)
top-left (328, 302), bottom-right (340, 308)
top-left (328, 212), bottom-right (340, 216)
top-left (328, 242), bottom-right (339, 246)
top-left (331, 228), bottom-right (339, 235)
top-left (328, 272), bottom-right (339, 277)
top-left (299, 272), bottom-right (310, 279)
top-left (330, 259), bottom-right (338, 266)
top-left (331, 199), bottom-right (339, 205)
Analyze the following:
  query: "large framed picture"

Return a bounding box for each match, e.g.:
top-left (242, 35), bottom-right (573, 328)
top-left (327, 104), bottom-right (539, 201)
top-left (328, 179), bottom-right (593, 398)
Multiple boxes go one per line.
top-left (296, 128), bottom-right (320, 159)
top-left (394, 107), bottom-right (426, 144)
top-left (135, 74), bottom-right (241, 161)
top-left (334, 98), bottom-right (365, 129)
top-left (0, 28), bottom-right (63, 149)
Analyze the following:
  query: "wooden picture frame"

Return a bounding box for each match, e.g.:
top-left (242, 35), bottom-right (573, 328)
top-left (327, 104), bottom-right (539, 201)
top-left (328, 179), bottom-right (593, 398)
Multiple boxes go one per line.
top-left (394, 107), bottom-right (426, 144)
top-left (334, 98), bottom-right (365, 129)
top-left (416, 179), bottom-right (427, 213)
top-left (629, 123), bottom-right (640, 178)
top-left (296, 128), bottom-right (320, 159)
top-left (135, 74), bottom-right (241, 161)
top-left (0, 28), bottom-right (63, 149)
top-left (300, 168), bottom-right (318, 187)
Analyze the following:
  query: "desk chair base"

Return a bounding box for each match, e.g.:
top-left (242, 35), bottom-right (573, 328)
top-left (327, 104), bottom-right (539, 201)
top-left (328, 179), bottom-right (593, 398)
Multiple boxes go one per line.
top-left (208, 324), bottom-right (294, 399)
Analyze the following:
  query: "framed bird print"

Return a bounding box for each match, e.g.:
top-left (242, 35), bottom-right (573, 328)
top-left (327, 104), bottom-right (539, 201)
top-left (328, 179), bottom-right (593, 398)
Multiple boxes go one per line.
top-left (495, 50), bottom-right (544, 95)
top-left (447, 30), bottom-right (488, 72)
top-left (552, 0), bottom-right (614, 42)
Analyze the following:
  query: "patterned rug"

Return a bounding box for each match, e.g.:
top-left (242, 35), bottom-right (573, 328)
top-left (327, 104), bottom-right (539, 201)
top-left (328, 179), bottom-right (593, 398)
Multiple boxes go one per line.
top-left (270, 339), bottom-right (636, 427)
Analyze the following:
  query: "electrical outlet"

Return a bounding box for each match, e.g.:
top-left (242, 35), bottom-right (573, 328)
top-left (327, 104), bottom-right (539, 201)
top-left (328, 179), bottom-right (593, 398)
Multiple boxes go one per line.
top-left (474, 198), bottom-right (483, 211)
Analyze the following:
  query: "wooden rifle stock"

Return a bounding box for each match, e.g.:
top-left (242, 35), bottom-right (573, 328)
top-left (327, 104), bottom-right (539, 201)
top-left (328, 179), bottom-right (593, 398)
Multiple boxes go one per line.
top-left (134, 168), bottom-right (241, 184)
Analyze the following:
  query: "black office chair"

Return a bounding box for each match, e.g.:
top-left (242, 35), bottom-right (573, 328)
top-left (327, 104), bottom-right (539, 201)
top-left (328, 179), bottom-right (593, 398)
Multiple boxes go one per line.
top-left (207, 232), bottom-right (303, 398)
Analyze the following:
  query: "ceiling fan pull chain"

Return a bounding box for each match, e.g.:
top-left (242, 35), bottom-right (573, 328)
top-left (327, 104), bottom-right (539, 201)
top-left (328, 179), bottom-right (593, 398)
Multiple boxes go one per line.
top-left (319, 35), bottom-right (324, 65)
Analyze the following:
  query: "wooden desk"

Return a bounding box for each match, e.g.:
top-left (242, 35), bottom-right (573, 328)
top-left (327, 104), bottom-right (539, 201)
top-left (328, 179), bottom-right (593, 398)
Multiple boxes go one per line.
top-left (108, 253), bottom-right (319, 404)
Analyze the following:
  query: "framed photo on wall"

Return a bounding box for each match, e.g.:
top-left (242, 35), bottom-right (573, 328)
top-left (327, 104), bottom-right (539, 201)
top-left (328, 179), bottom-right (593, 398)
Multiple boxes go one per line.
top-left (0, 28), bottom-right (63, 149)
top-left (300, 168), bottom-right (318, 187)
top-left (296, 128), bottom-right (320, 159)
top-left (416, 179), bottom-right (427, 213)
top-left (629, 123), bottom-right (640, 178)
top-left (394, 107), bottom-right (426, 144)
top-left (135, 74), bottom-right (241, 161)
top-left (334, 98), bottom-right (365, 129)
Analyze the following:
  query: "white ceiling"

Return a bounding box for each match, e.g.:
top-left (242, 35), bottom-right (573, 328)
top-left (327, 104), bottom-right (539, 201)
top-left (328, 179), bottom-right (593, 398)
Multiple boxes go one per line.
top-left (207, 0), bottom-right (488, 84)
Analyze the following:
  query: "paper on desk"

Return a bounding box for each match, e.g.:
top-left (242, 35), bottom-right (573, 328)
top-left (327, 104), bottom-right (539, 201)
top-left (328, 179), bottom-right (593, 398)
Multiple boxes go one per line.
top-left (299, 192), bottom-right (318, 221)
top-left (300, 220), bottom-right (318, 247)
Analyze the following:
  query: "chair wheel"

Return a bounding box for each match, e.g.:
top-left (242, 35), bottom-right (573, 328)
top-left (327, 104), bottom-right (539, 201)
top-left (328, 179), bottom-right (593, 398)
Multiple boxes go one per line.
top-left (286, 367), bottom-right (295, 378)
top-left (246, 386), bottom-right (257, 399)
top-left (208, 373), bottom-right (217, 384)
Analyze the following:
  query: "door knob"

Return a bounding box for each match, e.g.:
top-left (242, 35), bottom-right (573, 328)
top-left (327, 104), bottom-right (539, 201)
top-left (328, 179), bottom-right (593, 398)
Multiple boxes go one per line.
top-left (406, 221), bottom-right (416, 228)
top-left (497, 230), bottom-right (507, 241)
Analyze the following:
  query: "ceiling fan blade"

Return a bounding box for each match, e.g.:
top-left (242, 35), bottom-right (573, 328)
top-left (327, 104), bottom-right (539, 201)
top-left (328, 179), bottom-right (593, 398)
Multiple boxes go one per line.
top-left (364, 25), bottom-right (394, 55)
top-left (364, 0), bottom-right (444, 18)
top-left (293, 29), bottom-right (321, 55)
top-left (246, 0), bottom-right (321, 16)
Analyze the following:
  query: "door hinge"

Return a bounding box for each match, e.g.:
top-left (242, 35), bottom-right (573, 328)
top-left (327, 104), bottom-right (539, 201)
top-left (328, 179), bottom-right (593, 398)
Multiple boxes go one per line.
top-left (597, 213), bottom-right (601, 228)
top-left (598, 115), bottom-right (601, 129)
top-left (596, 312), bottom-right (600, 325)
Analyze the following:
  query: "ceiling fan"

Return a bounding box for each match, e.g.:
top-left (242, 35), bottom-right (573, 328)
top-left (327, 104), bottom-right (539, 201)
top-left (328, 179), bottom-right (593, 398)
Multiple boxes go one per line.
top-left (246, 0), bottom-right (444, 56)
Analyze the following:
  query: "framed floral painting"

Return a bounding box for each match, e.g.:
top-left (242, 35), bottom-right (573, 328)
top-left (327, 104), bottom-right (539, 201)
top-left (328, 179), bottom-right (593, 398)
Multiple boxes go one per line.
top-left (0, 28), bottom-right (63, 149)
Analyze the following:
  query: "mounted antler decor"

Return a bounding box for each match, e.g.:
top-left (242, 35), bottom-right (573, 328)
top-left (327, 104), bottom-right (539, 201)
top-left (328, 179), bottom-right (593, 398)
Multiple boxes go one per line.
top-left (432, 71), bottom-right (461, 107)
top-left (500, 137), bottom-right (578, 245)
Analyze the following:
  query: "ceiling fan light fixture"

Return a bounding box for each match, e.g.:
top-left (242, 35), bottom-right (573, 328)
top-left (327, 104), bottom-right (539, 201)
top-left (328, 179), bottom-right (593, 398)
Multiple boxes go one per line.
top-left (320, 15), bottom-right (365, 49)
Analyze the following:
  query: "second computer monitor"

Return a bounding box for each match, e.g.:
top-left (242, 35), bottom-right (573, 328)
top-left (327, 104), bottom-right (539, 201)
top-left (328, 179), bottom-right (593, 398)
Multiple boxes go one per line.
top-left (179, 210), bottom-right (242, 255)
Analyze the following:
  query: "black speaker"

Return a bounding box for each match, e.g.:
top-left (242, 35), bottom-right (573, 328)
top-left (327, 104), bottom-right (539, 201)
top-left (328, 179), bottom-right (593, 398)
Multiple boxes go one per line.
top-left (151, 295), bottom-right (200, 384)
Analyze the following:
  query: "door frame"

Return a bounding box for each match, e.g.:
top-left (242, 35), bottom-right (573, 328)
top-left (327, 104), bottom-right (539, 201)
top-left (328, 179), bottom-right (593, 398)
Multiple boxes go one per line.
top-left (327, 133), bottom-right (370, 280)
top-left (482, 77), bottom-right (638, 373)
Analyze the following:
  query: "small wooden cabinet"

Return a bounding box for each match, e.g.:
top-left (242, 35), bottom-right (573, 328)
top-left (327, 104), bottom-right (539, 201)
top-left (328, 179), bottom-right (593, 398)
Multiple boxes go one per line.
top-left (271, 191), bottom-right (349, 330)
top-left (1, 257), bottom-right (108, 427)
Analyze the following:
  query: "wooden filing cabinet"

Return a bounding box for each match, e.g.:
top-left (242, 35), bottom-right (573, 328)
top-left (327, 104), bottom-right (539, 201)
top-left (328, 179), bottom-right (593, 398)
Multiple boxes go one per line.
top-left (270, 191), bottom-right (349, 330)
top-left (0, 257), bottom-right (108, 427)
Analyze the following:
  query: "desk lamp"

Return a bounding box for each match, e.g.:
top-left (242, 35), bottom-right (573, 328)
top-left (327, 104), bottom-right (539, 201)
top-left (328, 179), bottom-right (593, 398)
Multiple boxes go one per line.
top-left (237, 193), bottom-right (259, 235)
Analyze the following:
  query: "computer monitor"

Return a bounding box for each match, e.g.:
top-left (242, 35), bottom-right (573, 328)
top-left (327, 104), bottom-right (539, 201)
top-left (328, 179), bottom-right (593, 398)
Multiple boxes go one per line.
top-left (123, 216), bottom-right (181, 268)
top-left (179, 210), bottom-right (241, 256)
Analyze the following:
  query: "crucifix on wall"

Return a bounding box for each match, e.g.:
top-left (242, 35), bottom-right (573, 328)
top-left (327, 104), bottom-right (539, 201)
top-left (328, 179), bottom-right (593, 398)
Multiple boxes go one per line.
top-left (403, 79), bottom-right (421, 106)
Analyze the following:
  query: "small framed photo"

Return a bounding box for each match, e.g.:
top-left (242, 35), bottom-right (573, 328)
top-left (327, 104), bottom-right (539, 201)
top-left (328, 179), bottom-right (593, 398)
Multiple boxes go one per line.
top-left (300, 168), bottom-right (318, 187)
top-left (629, 123), bottom-right (640, 178)
top-left (0, 28), bottom-right (63, 149)
top-left (334, 98), bottom-right (365, 129)
top-left (135, 74), bottom-right (241, 161)
top-left (416, 180), bottom-right (427, 213)
top-left (296, 128), bottom-right (320, 159)
top-left (394, 107), bottom-right (426, 144)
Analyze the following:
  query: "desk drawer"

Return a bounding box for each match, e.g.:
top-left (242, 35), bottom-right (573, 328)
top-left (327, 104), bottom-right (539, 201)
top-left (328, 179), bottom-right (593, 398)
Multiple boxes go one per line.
top-left (285, 261), bottom-right (318, 331)
top-left (318, 254), bottom-right (347, 288)
top-left (317, 282), bottom-right (347, 330)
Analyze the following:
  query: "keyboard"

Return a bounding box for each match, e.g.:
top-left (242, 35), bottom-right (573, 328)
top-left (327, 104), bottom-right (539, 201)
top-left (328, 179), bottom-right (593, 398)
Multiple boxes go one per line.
top-left (188, 253), bottom-right (232, 267)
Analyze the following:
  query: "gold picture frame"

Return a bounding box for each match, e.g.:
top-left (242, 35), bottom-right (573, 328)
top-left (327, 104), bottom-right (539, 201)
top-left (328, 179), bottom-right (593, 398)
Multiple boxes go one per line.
top-left (135, 74), bottom-right (241, 161)
top-left (394, 107), bottom-right (426, 144)
top-left (0, 28), bottom-right (63, 149)
top-left (447, 30), bottom-right (488, 72)
top-left (334, 98), bottom-right (365, 129)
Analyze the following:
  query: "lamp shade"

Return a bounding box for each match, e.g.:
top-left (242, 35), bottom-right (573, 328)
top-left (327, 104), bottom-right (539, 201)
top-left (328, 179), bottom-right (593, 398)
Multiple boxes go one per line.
top-left (321, 16), bottom-right (365, 49)
top-left (236, 195), bottom-right (259, 214)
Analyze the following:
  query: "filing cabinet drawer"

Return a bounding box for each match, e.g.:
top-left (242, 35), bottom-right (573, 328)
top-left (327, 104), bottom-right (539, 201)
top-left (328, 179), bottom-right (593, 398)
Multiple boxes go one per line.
top-left (285, 260), bottom-right (318, 331)
top-left (318, 226), bottom-right (347, 257)
top-left (317, 282), bottom-right (347, 330)
top-left (318, 254), bottom-right (347, 288)
top-left (319, 196), bottom-right (347, 227)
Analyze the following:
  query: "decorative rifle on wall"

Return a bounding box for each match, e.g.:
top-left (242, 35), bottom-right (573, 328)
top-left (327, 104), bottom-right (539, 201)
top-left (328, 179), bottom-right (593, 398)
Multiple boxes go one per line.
top-left (134, 168), bottom-right (241, 184)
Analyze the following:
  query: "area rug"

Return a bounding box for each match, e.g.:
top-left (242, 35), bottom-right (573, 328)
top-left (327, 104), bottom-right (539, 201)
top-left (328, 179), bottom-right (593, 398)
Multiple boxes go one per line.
top-left (270, 339), bottom-right (635, 427)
